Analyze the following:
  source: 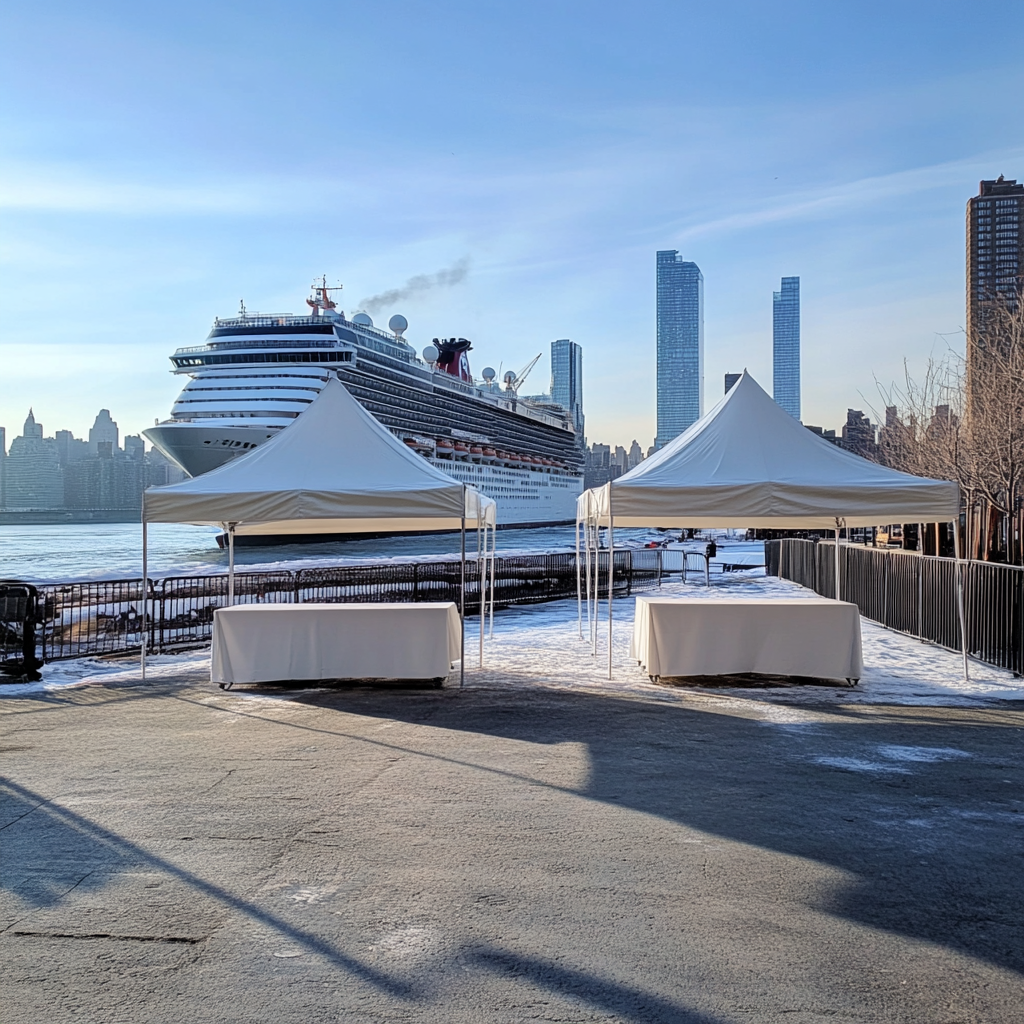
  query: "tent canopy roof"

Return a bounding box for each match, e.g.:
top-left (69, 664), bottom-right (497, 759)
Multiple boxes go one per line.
top-left (144, 377), bottom-right (494, 533)
top-left (580, 371), bottom-right (958, 529)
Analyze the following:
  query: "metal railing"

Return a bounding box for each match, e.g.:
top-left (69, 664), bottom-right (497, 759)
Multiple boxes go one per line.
top-left (2, 550), bottom-right (666, 667)
top-left (767, 539), bottom-right (1023, 675)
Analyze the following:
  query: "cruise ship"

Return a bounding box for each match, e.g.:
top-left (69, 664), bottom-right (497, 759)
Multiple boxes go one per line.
top-left (144, 281), bottom-right (585, 529)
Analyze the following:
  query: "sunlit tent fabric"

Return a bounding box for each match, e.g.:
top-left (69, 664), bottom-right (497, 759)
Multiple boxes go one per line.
top-left (143, 376), bottom-right (495, 532)
top-left (583, 371), bottom-right (958, 529)
top-left (140, 376), bottom-right (497, 683)
top-left (576, 371), bottom-right (966, 681)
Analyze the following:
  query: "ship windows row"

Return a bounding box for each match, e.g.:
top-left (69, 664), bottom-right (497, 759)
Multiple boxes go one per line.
top-left (172, 352), bottom-right (353, 368)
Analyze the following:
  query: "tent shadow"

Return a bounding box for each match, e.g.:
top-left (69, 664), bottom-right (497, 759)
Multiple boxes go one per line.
top-left (283, 685), bottom-right (1024, 978)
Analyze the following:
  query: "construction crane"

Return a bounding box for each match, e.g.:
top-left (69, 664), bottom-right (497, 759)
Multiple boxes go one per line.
top-left (502, 353), bottom-right (542, 393)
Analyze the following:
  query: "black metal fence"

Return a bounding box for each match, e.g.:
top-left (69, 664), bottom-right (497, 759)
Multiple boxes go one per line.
top-left (767, 539), bottom-right (1023, 675)
top-left (1, 550), bottom-right (666, 667)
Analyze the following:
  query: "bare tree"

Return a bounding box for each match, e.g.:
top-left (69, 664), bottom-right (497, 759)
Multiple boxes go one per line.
top-left (875, 299), bottom-right (1024, 564)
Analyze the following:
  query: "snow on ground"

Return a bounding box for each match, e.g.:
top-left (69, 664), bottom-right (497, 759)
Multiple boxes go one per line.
top-left (467, 571), bottom-right (1024, 708)
top-left (4, 572), bottom-right (1021, 708)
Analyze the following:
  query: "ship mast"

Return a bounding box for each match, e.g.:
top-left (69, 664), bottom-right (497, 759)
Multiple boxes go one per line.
top-left (306, 275), bottom-right (343, 316)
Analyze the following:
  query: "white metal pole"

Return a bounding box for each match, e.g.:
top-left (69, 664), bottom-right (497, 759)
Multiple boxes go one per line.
top-left (478, 517), bottom-right (484, 668)
top-left (141, 514), bottom-right (147, 681)
top-left (488, 520), bottom-right (496, 639)
top-left (228, 525), bottom-right (236, 607)
top-left (460, 511), bottom-right (466, 688)
top-left (589, 517), bottom-right (597, 656)
top-left (952, 518), bottom-right (970, 682)
top-left (607, 512), bottom-right (614, 680)
top-left (576, 515), bottom-right (583, 638)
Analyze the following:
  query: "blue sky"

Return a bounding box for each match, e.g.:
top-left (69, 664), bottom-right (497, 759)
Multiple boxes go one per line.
top-left (2, 1), bottom-right (1022, 449)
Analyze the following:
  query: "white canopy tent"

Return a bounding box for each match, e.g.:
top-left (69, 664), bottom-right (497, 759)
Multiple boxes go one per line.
top-left (142, 377), bottom-right (497, 683)
top-left (576, 371), bottom-right (965, 677)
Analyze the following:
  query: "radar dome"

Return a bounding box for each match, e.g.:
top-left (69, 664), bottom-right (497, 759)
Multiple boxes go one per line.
top-left (388, 314), bottom-right (409, 338)
top-left (482, 367), bottom-right (496, 381)
top-left (503, 370), bottom-right (517, 384)
top-left (422, 345), bottom-right (439, 364)
top-left (352, 312), bottom-right (373, 327)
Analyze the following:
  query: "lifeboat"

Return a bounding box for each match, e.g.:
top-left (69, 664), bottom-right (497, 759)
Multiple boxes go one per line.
top-left (435, 438), bottom-right (455, 457)
top-left (469, 446), bottom-right (483, 459)
top-left (507, 452), bottom-right (522, 463)
top-left (453, 442), bottom-right (470, 458)
top-left (481, 447), bottom-right (497, 462)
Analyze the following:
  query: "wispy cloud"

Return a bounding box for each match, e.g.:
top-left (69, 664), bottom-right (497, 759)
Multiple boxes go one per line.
top-left (0, 164), bottom-right (270, 214)
top-left (667, 148), bottom-right (1024, 242)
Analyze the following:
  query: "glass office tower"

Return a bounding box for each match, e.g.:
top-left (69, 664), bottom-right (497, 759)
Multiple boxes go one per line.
top-left (656, 251), bottom-right (704, 448)
top-left (550, 338), bottom-right (584, 440)
top-left (772, 276), bottom-right (800, 419)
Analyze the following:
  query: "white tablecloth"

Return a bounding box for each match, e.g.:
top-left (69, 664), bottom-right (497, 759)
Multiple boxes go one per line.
top-left (631, 597), bottom-right (863, 681)
top-left (211, 603), bottom-right (462, 684)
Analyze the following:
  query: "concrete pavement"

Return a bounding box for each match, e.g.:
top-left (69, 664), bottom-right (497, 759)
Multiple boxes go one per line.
top-left (2, 669), bottom-right (1023, 1023)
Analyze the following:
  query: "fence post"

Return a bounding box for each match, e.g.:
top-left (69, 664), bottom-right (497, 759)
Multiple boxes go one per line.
top-left (917, 556), bottom-right (923, 640)
top-left (155, 578), bottom-right (163, 655)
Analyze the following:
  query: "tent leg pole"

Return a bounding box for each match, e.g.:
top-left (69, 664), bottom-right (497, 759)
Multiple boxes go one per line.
top-left (479, 520), bottom-right (484, 669)
top-left (141, 516), bottom-right (147, 681)
top-left (953, 518), bottom-right (969, 682)
top-left (608, 515), bottom-right (614, 681)
top-left (489, 523), bottom-right (496, 640)
top-left (228, 526), bottom-right (236, 607)
top-left (460, 514), bottom-right (465, 688)
top-left (576, 518), bottom-right (583, 638)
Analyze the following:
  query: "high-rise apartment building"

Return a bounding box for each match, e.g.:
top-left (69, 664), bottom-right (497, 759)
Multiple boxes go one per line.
top-left (3, 410), bottom-right (63, 510)
top-left (773, 276), bottom-right (800, 419)
top-left (967, 176), bottom-right (1023, 380)
top-left (550, 338), bottom-right (584, 439)
top-left (88, 409), bottom-right (119, 455)
top-left (656, 250), bottom-right (704, 448)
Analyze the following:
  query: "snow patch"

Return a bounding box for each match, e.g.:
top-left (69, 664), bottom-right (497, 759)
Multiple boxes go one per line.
top-left (812, 756), bottom-right (912, 774)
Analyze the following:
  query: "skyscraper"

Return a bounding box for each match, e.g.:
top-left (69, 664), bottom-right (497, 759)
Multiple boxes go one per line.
top-left (967, 177), bottom-right (1023, 383)
top-left (773, 276), bottom-right (800, 420)
top-left (550, 338), bottom-right (584, 439)
top-left (724, 372), bottom-right (741, 395)
top-left (656, 250), bottom-right (703, 448)
top-left (88, 408), bottom-right (119, 454)
top-left (3, 410), bottom-right (63, 510)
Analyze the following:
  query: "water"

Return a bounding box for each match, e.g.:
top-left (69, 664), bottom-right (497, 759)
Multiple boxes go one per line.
top-left (0, 522), bottom-right (762, 584)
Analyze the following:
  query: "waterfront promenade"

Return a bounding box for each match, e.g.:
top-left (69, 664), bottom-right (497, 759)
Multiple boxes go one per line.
top-left (3, 582), bottom-right (1023, 1023)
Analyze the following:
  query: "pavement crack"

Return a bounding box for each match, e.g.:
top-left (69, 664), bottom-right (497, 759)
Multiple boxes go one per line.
top-left (201, 769), bottom-right (236, 794)
top-left (12, 930), bottom-right (205, 944)
top-left (0, 796), bottom-right (49, 831)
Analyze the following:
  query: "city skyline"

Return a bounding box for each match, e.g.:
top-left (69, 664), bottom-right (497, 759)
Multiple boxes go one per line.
top-left (1, 4), bottom-right (1022, 446)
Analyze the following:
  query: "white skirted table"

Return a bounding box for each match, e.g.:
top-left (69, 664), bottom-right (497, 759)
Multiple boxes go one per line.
top-left (211, 602), bottom-right (462, 687)
top-left (631, 597), bottom-right (863, 684)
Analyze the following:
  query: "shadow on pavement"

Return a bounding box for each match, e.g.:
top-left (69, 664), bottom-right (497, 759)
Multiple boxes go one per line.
top-left (276, 685), bottom-right (1024, 978)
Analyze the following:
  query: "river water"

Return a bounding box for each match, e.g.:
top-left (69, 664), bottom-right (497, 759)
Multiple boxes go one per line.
top-left (0, 522), bottom-right (764, 585)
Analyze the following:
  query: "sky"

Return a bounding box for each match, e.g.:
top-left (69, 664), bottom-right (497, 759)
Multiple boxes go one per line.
top-left (1, 1), bottom-right (1023, 450)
